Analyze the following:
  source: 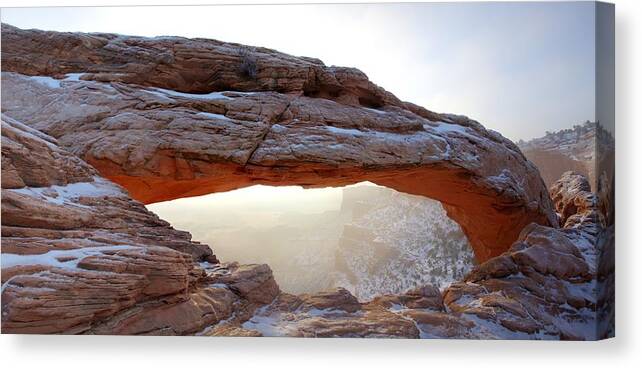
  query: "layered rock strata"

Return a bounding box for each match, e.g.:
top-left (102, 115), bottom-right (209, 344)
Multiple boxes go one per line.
top-left (1, 116), bottom-right (278, 334)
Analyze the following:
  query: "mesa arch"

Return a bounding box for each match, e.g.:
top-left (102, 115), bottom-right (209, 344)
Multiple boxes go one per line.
top-left (0, 24), bottom-right (558, 262)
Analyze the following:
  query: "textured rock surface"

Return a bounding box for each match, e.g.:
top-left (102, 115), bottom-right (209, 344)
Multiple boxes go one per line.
top-left (549, 171), bottom-right (602, 227)
top-left (208, 262), bottom-right (280, 304)
top-left (1, 24), bottom-right (557, 261)
top-left (0, 117), bottom-right (276, 334)
top-left (1, 117), bottom-right (213, 260)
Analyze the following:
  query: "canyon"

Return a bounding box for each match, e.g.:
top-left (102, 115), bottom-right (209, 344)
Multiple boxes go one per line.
top-left (149, 184), bottom-right (475, 299)
top-left (0, 24), bottom-right (613, 339)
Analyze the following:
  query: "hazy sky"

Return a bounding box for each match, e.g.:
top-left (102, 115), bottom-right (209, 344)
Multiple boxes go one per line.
top-left (1, 2), bottom-right (595, 141)
top-left (149, 184), bottom-right (344, 217)
top-left (148, 181), bottom-right (376, 216)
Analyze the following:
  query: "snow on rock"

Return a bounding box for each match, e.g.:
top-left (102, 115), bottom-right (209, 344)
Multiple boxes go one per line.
top-left (1, 245), bottom-right (138, 270)
top-left (195, 111), bottom-right (233, 121)
top-left (332, 186), bottom-right (474, 301)
top-left (7, 177), bottom-right (127, 207)
top-left (149, 87), bottom-right (232, 100)
top-left (2, 115), bottom-right (221, 334)
top-left (517, 121), bottom-right (614, 189)
top-left (63, 73), bottom-right (85, 81)
top-left (28, 75), bottom-right (62, 89)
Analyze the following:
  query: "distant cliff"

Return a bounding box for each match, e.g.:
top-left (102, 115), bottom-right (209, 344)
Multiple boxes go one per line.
top-left (333, 186), bottom-right (474, 300)
top-left (518, 121), bottom-right (614, 189)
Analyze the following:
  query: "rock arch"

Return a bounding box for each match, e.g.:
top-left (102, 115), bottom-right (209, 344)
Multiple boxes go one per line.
top-left (0, 24), bottom-right (558, 262)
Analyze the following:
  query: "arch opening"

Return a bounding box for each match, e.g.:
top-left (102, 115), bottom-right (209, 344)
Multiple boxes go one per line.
top-left (147, 182), bottom-right (475, 301)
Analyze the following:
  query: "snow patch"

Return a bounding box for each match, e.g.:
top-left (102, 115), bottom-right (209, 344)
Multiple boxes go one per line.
top-left (8, 177), bottom-right (125, 207)
top-left (63, 73), bottom-right (85, 81)
top-left (29, 76), bottom-right (61, 89)
top-left (241, 304), bottom-right (294, 337)
top-left (424, 121), bottom-right (470, 135)
top-left (486, 169), bottom-right (524, 193)
top-left (270, 124), bottom-right (288, 133)
top-left (150, 87), bottom-right (232, 100)
top-left (325, 126), bottom-right (364, 136)
top-left (195, 112), bottom-right (233, 121)
top-left (1, 245), bottom-right (138, 270)
top-left (364, 107), bottom-right (387, 115)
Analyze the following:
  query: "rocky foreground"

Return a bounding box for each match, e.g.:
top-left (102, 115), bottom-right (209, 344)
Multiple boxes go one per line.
top-left (0, 24), bottom-right (613, 339)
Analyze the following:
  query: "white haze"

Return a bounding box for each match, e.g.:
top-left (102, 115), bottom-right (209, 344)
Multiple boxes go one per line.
top-left (148, 183), bottom-right (475, 299)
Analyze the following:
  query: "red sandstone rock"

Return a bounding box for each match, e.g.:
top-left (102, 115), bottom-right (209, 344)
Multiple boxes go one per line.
top-left (208, 262), bottom-right (280, 304)
top-left (0, 25), bottom-right (558, 261)
top-left (0, 114), bottom-right (606, 339)
top-left (0, 25), bottom-right (609, 339)
top-left (439, 172), bottom-right (604, 339)
top-left (86, 287), bottom-right (238, 335)
top-left (298, 288), bottom-right (362, 313)
top-left (372, 285), bottom-right (444, 311)
top-left (0, 116), bottom-right (219, 334)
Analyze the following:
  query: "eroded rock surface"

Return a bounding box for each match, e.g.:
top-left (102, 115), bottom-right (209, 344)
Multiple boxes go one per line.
top-left (0, 117), bottom-right (276, 334)
top-left (1, 24), bottom-right (557, 261)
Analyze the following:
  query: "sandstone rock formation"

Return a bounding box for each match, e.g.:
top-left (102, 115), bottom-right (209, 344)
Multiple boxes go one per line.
top-left (0, 123), bottom-right (609, 338)
top-left (1, 116), bottom-right (277, 334)
top-left (1, 24), bottom-right (557, 261)
top-left (1, 24), bottom-right (611, 339)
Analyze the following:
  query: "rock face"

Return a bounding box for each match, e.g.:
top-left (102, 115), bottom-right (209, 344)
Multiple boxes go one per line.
top-left (1, 117), bottom-right (213, 261)
top-left (1, 116), bottom-right (278, 334)
top-left (0, 124), bottom-right (606, 338)
top-left (0, 24), bottom-right (557, 261)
